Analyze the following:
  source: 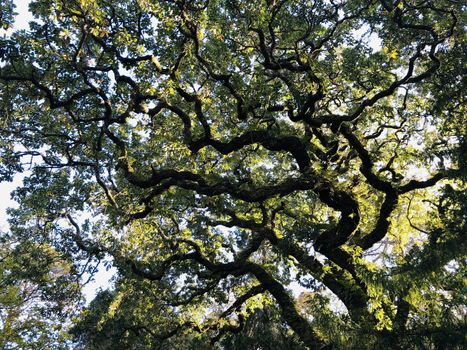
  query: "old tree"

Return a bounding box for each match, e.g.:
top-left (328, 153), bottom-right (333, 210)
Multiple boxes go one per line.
top-left (0, 0), bottom-right (465, 349)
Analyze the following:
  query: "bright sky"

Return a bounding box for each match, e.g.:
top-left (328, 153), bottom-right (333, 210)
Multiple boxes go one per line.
top-left (10, 0), bottom-right (33, 30)
top-left (0, 1), bottom-right (33, 231)
top-left (0, 180), bottom-right (20, 231)
top-left (0, 0), bottom-right (31, 228)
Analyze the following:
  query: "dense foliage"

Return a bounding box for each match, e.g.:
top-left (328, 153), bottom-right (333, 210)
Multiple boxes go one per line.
top-left (0, 0), bottom-right (465, 349)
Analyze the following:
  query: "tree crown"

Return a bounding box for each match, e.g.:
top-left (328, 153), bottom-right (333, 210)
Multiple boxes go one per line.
top-left (0, 0), bottom-right (465, 349)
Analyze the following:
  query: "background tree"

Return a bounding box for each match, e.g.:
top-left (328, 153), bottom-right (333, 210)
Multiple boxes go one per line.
top-left (0, 233), bottom-right (80, 349)
top-left (0, 0), bottom-right (465, 349)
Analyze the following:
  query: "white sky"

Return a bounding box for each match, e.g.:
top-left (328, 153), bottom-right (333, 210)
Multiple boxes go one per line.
top-left (0, 0), bottom-right (33, 230)
top-left (0, 178), bottom-right (21, 231)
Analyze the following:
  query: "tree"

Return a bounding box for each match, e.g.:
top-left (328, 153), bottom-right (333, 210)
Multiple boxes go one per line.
top-left (0, 0), bottom-right (465, 349)
top-left (0, 233), bottom-right (80, 349)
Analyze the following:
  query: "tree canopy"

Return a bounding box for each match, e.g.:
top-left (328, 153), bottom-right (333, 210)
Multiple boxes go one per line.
top-left (0, 0), bottom-right (465, 349)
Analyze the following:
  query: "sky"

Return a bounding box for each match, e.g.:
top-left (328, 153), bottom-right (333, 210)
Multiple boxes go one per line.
top-left (1, 0), bottom-right (33, 229)
top-left (0, 3), bottom-right (33, 231)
